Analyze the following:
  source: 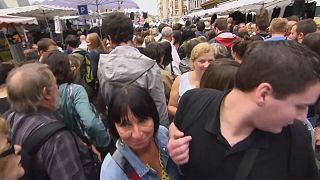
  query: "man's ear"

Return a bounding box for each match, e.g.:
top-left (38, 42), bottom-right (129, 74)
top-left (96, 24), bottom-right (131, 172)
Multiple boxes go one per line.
top-left (107, 35), bottom-right (116, 48)
top-left (254, 83), bottom-right (273, 106)
top-left (42, 86), bottom-right (52, 100)
top-left (297, 32), bottom-right (304, 42)
top-left (38, 50), bottom-right (44, 56)
top-left (107, 35), bottom-right (112, 43)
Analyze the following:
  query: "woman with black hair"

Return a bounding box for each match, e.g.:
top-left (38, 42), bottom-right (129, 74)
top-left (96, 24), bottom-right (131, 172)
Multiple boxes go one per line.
top-left (41, 51), bottom-right (110, 158)
top-left (100, 85), bottom-right (179, 180)
top-left (143, 42), bottom-right (173, 104)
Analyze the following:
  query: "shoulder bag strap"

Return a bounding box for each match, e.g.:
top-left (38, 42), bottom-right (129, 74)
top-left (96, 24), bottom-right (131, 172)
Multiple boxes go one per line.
top-left (112, 149), bottom-right (137, 179)
top-left (170, 62), bottom-right (175, 77)
top-left (67, 84), bottom-right (91, 144)
top-left (234, 148), bottom-right (259, 179)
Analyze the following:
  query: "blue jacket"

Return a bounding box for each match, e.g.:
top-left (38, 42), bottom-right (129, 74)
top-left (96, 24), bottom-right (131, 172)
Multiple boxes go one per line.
top-left (100, 126), bottom-right (179, 180)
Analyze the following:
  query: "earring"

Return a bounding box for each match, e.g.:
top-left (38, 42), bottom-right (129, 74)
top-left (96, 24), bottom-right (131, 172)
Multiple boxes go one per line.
top-left (119, 139), bottom-right (125, 146)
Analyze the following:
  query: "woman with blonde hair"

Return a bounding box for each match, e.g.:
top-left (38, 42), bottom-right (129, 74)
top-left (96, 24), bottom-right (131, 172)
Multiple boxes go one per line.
top-left (168, 42), bottom-right (214, 116)
top-left (0, 117), bottom-right (24, 180)
top-left (86, 33), bottom-right (107, 85)
top-left (144, 35), bottom-right (155, 46)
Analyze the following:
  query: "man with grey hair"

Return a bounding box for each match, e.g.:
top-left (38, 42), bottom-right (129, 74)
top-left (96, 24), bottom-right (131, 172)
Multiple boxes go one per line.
top-left (161, 26), bottom-right (181, 76)
top-left (6, 64), bottom-right (89, 179)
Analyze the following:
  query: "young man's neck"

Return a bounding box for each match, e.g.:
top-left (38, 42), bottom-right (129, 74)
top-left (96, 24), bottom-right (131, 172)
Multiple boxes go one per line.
top-left (219, 89), bottom-right (255, 145)
top-left (271, 33), bottom-right (285, 37)
top-left (117, 41), bottom-right (134, 47)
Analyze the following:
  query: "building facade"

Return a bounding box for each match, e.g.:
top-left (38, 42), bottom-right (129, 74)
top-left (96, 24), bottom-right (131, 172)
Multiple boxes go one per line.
top-left (158, 0), bottom-right (234, 22)
top-left (188, 0), bottom-right (207, 13)
top-left (158, 0), bottom-right (184, 22)
top-left (158, 0), bottom-right (170, 20)
top-left (170, 0), bottom-right (183, 19)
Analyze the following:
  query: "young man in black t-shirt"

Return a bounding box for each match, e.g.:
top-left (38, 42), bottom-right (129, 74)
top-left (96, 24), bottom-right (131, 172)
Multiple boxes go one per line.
top-left (167, 40), bottom-right (320, 179)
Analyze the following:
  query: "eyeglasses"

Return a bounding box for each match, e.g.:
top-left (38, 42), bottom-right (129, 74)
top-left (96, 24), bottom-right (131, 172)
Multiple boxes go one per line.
top-left (0, 144), bottom-right (15, 158)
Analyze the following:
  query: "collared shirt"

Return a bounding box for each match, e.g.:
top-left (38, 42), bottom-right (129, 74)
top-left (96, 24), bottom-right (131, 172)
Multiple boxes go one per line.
top-left (264, 35), bottom-right (287, 41)
top-left (8, 107), bottom-right (86, 180)
top-left (100, 126), bottom-right (179, 180)
top-left (174, 88), bottom-right (318, 179)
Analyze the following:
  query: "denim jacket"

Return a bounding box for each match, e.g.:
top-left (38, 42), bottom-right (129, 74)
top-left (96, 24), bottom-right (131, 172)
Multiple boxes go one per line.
top-left (100, 126), bottom-right (179, 180)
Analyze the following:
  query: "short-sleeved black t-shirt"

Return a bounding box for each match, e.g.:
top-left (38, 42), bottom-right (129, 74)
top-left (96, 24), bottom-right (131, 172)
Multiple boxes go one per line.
top-left (174, 88), bottom-right (319, 179)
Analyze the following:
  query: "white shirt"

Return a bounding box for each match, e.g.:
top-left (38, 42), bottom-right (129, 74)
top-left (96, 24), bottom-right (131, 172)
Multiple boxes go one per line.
top-left (161, 39), bottom-right (181, 64)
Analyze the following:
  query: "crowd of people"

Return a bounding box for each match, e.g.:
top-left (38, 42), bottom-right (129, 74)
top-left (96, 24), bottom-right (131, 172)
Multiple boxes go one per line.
top-left (0, 11), bottom-right (320, 179)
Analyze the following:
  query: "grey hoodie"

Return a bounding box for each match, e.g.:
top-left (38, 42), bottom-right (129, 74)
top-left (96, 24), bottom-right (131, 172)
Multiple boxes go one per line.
top-left (98, 46), bottom-right (169, 127)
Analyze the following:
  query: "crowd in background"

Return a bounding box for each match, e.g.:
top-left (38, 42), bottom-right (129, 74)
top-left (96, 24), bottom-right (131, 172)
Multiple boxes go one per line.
top-left (0, 11), bottom-right (320, 179)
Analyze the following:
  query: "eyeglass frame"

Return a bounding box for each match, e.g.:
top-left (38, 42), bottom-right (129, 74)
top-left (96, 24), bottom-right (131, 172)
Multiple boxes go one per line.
top-left (0, 144), bottom-right (15, 158)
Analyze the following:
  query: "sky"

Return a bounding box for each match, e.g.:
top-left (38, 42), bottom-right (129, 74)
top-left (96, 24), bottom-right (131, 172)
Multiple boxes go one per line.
top-left (28, 0), bottom-right (159, 15)
top-left (132, 0), bottom-right (158, 15)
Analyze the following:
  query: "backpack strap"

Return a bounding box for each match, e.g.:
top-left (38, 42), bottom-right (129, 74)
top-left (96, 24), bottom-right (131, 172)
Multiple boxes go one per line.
top-left (112, 149), bottom-right (139, 179)
top-left (234, 148), bottom-right (259, 179)
top-left (170, 62), bottom-right (175, 77)
top-left (72, 49), bottom-right (87, 56)
top-left (22, 122), bottom-right (67, 154)
top-left (66, 84), bottom-right (92, 145)
top-left (20, 121), bottom-right (67, 179)
top-left (6, 112), bottom-right (31, 143)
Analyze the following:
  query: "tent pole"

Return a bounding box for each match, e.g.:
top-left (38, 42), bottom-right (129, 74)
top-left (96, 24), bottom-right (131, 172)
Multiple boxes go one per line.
top-left (60, 19), bottom-right (64, 45)
top-left (96, 0), bottom-right (102, 37)
top-left (43, 10), bottom-right (53, 39)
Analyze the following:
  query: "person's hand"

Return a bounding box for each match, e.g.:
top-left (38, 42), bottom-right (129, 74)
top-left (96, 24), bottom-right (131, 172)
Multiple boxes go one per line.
top-left (167, 123), bottom-right (192, 165)
top-left (315, 127), bottom-right (320, 146)
top-left (3, 145), bottom-right (25, 180)
top-left (91, 144), bottom-right (102, 161)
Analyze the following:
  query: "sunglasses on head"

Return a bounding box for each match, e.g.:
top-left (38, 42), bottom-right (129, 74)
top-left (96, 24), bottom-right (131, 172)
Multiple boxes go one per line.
top-left (0, 144), bottom-right (15, 158)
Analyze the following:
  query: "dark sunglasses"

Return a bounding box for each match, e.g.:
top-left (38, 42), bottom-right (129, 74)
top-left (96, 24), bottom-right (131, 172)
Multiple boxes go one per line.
top-left (0, 144), bottom-right (15, 158)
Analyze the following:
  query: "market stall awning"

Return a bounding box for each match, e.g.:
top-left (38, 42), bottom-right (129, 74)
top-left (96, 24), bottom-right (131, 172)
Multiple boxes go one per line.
top-left (0, 15), bottom-right (38, 28)
top-left (0, 4), bottom-right (77, 19)
top-left (185, 0), bottom-right (293, 18)
top-left (42, 0), bottom-right (139, 11)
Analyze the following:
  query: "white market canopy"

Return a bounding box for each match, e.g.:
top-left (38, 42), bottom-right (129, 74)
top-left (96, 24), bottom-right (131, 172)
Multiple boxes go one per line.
top-left (0, 5), bottom-right (77, 19)
top-left (41, 0), bottom-right (139, 11)
top-left (0, 15), bottom-right (38, 28)
top-left (185, 0), bottom-right (294, 18)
